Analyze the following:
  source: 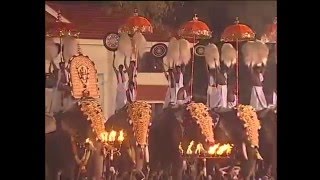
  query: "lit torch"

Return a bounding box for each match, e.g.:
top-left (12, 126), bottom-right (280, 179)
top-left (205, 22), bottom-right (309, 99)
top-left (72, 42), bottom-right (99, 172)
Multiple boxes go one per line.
top-left (186, 141), bottom-right (194, 155)
top-left (207, 143), bottom-right (233, 157)
top-left (108, 130), bottom-right (117, 142)
top-left (117, 130), bottom-right (124, 143)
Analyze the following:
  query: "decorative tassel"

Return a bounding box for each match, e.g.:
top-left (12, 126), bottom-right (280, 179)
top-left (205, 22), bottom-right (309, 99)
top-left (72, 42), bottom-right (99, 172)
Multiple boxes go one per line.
top-left (178, 38), bottom-right (191, 65)
top-left (118, 32), bottom-right (132, 57)
top-left (45, 37), bottom-right (59, 61)
top-left (62, 36), bottom-right (78, 62)
top-left (241, 41), bottom-right (257, 67)
top-left (221, 43), bottom-right (237, 68)
top-left (167, 37), bottom-right (180, 64)
top-left (204, 43), bottom-right (220, 69)
top-left (132, 32), bottom-right (147, 58)
top-left (254, 40), bottom-right (269, 66)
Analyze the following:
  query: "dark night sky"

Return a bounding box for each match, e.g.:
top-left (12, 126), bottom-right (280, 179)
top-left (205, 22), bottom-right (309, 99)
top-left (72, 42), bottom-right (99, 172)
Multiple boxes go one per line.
top-left (166, 1), bottom-right (277, 40)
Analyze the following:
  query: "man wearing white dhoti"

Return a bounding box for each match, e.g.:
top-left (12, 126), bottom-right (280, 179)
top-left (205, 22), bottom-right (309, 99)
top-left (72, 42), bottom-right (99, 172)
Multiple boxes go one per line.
top-left (113, 57), bottom-right (128, 111)
top-left (250, 63), bottom-right (268, 111)
top-left (163, 66), bottom-right (184, 108)
top-left (124, 58), bottom-right (138, 89)
top-left (163, 68), bottom-right (176, 108)
top-left (207, 67), bottom-right (229, 110)
top-left (51, 62), bottom-right (76, 113)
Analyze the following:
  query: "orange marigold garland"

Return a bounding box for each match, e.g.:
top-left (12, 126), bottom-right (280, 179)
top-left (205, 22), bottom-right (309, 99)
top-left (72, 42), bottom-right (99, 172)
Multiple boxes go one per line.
top-left (78, 98), bottom-right (106, 142)
top-left (186, 102), bottom-right (215, 143)
top-left (127, 101), bottom-right (152, 147)
top-left (237, 104), bottom-right (261, 148)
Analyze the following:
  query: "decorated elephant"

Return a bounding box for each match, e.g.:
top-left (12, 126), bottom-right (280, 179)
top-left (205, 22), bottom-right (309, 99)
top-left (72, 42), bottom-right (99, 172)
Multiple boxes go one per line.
top-left (209, 105), bottom-right (263, 180)
top-left (46, 51), bottom-right (108, 180)
top-left (256, 109), bottom-right (277, 179)
top-left (104, 101), bottom-right (152, 180)
top-left (46, 98), bottom-right (107, 180)
top-left (148, 103), bottom-right (215, 180)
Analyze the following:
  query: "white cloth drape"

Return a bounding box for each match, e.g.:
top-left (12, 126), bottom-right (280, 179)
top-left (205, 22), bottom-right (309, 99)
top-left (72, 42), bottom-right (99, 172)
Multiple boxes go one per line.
top-left (115, 73), bottom-right (128, 110)
top-left (250, 86), bottom-right (268, 111)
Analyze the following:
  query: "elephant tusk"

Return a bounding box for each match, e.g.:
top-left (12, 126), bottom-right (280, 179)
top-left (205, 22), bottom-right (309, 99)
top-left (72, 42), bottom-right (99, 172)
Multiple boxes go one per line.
top-left (182, 160), bottom-right (187, 171)
top-left (256, 149), bottom-right (263, 160)
top-left (242, 142), bottom-right (248, 160)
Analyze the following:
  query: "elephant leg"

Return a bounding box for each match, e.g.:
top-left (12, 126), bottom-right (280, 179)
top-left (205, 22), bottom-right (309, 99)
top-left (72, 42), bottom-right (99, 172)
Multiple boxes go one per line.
top-left (61, 163), bottom-right (75, 180)
top-left (46, 166), bottom-right (58, 180)
top-left (87, 150), bottom-right (104, 180)
top-left (240, 159), bottom-right (256, 180)
top-left (171, 155), bottom-right (183, 180)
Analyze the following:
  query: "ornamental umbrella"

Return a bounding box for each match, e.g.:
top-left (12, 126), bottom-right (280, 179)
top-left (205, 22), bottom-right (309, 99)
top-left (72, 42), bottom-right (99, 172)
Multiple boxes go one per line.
top-left (261, 17), bottom-right (277, 44)
top-left (261, 17), bottom-right (277, 61)
top-left (118, 9), bottom-right (153, 61)
top-left (118, 9), bottom-right (153, 36)
top-left (46, 11), bottom-right (80, 62)
top-left (178, 14), bottom-right (212, 96)
top-left (221, 17), bottom-right (255, 105)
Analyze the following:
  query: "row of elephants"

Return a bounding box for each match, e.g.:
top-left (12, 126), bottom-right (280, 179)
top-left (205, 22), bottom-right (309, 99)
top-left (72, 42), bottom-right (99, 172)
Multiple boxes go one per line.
top-left (45, 100), bottom-right (276, 180)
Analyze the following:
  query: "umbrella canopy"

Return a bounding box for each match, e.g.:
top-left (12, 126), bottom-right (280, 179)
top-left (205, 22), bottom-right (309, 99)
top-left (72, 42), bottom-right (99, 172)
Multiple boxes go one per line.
top-left (221, 17), bottom-right (255, 42)
top-left (118, 9), bottom-right (153, 36)
top-left (261, 17), bottom-right (277, 43)
top-left (178, 14), bottom-right (212, 42)
top-left (46, 11), bottom-right (79, 38)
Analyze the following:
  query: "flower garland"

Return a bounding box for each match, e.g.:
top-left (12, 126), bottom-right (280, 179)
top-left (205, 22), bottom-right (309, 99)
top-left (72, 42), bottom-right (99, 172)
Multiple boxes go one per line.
top-left (237, 105), bottom-right (261, 148)
top-left (78, 98), bottom-right (107, 142)
top-left (186, 102), bottom-right (215, 143)
top-left (127, 101), bottom-right (152, 146)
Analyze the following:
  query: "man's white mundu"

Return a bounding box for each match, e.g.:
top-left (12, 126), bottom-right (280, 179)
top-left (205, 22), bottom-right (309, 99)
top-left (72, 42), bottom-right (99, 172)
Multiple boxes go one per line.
top-left (221, 43), bottom-right (238, 108)
top-left (205, 43), bottom-right (225, 108)
top-left (163, 38), bottom-right (191, 108)
top-left (243, 41), bottom-right (269, 111)
top-left (115, 73), bottom-right (128, 110)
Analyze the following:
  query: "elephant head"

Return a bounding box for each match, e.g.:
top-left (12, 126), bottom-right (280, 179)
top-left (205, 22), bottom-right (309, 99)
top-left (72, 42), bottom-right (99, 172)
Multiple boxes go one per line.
top-left (173, 103), bottom-right (215, 150)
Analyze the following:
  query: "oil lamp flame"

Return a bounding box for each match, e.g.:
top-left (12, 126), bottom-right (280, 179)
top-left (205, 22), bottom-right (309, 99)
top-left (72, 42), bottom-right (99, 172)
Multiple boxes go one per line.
top-left (208, 143), bottom-right (233, 156)
top-left (117, 130), bottom-right (124, 142)
top-left (100, 130), bottom-right (125, 143)
top-left (186, 141), bottom-right (194, 155)
top-left (108, 130), bottom-right (117, 142)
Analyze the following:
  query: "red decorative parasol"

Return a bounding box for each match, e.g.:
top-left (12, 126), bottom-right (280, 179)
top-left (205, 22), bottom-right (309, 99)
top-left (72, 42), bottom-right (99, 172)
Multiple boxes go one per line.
top-left (46, 11), bottom-right (80, 62)
top-left (178, 14), bottom-right (212, 96)
top-left (221, 17), bottom-right (255, 105)
top-left (261, 17), bottom-right (277, 44)
top-left (118, 9), bottom-right (153, 36)
top-left (46, 11), bottom-right (79, 38)
top-left (261, 17), bottom-right (277, 63)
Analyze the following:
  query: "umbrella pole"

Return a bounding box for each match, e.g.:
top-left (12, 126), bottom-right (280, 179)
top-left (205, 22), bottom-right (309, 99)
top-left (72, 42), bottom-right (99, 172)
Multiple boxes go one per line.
top-left (190, 34), bottom-right (196, 98)
top-left (59, 35), bottom-right (63, 62)
top-left (236, 39), bottom-right (239, 106)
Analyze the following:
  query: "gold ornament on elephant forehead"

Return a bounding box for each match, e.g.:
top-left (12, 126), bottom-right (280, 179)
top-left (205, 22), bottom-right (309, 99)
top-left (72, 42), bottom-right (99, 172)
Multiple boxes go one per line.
top-left (68, 55), bottom-right (100, 99)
